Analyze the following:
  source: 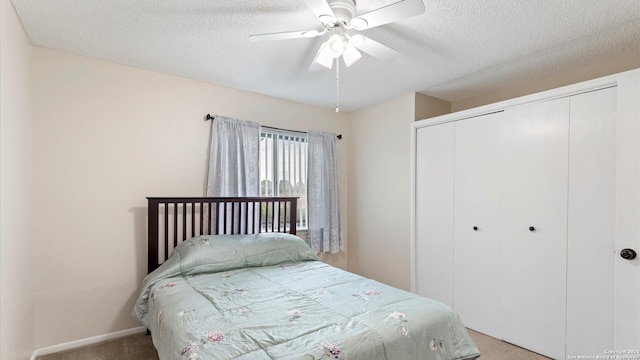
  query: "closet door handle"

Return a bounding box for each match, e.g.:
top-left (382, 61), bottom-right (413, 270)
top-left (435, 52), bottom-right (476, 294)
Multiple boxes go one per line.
top-left (473, 226), bottom-right (478, 231)
top-left (620, 248), bottom-right (637, 260)
top-left (529, 226), bottom-right (536, 232)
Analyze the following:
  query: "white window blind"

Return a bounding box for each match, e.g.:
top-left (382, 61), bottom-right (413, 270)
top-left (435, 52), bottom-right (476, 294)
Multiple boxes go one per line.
top-left (259, 128), bottom-right (308, 229)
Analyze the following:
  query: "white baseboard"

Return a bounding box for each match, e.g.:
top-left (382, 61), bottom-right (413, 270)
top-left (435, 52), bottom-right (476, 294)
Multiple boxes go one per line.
top-left (30, 326), bottom-right (147, 360)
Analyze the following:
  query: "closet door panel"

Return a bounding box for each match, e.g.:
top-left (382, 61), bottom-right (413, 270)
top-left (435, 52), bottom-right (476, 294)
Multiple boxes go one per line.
top-left (453, 112), bottom-right (503, 338)
top-left (501, 98), bottom-right (570, 359)
top-left (415, 123), bottom-right (455, 307)
top-left (567, 87), bottom-right (616, 355)
top-left (613, 72), bottom-right (640, 348)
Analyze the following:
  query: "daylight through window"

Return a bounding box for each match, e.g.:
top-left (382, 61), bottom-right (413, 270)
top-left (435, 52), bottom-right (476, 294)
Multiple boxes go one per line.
top-left (259, 128), bottom-right (308, 230)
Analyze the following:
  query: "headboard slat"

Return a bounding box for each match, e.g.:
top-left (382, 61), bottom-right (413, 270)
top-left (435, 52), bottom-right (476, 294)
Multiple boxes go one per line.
top-left (147, 197), bottom-right (298, 273)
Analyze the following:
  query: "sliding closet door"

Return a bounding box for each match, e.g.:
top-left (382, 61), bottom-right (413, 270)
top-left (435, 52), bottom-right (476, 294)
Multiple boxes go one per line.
top-left (501, 98), bottom-right (570, 359)
top-left (415, 123), bottom-right (455, 306)
top-left (453, 112), bottom-right (503, 338)
top-left (566, 87), bottom-right (616, 355)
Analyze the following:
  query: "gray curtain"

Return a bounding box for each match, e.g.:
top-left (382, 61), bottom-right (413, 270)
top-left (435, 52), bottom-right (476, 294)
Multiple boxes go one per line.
top-left (307, 131), bottom-right (342, 253)
top-left (205, 116), bottom-right (260, 234)
top-left (206, 116), bottom-right (260, 197)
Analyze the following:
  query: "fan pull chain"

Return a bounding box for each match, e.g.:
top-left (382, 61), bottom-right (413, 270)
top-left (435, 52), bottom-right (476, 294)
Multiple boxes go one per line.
top-left (335, 58), bottom-right (340, 113)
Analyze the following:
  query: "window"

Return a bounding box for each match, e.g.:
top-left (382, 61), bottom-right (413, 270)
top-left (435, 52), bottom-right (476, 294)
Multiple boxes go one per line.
top-left (259, 128), bottom-right (308, 229)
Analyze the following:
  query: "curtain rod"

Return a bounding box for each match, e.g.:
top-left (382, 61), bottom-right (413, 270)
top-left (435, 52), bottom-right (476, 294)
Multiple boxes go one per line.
top-left (205, 114), bottom-right (342, 139)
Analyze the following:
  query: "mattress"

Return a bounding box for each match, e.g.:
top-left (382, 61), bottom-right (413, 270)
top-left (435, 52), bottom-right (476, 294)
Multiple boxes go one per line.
top-left (133, 233), bottom-right (480, 360)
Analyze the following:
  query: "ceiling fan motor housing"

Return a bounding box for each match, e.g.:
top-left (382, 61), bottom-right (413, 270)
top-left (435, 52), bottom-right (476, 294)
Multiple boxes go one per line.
top-left (327, 0), bottom-right (356, 25)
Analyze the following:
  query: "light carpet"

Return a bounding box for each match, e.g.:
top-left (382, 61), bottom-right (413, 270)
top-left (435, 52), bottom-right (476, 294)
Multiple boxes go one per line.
top-left (37, 329), bottom-right (550, 359)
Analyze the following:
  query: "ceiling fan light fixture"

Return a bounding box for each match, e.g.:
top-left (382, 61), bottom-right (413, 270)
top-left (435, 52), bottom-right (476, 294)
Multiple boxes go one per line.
top-left (349, 33), bottom-right (365, 47)
top-left (326, 33), bottom-right (345, 57)
top-left (342, 43), bottom-right (361, 67)
top-left (314, 43), bottom-right (335, 69)
top-left (350, 17), bottom-right (368, 30)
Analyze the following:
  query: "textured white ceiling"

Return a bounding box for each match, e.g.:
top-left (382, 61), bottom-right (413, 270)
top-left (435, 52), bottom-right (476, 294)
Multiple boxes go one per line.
top-left (11, 0), bottom-right (640, 112)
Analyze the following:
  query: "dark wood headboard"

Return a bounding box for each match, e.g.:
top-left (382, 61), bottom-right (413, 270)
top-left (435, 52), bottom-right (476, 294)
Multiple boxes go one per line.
top-left (147, 197), bottom-right (298, 273)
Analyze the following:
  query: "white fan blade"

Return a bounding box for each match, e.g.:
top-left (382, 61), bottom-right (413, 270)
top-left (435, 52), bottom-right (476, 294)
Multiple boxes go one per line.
top-left (303, 0), bottom-right (336, 24)
top-left (249, 29), bottom-right (325, 42)
top-left (351, 0), bottom-right (425, 30)
top-left (353, 36), bottom-right (399, 62)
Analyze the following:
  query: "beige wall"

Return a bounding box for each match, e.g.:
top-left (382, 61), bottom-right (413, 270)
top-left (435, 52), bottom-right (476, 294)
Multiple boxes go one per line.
top-left (347, 94), bottom-right (415, 290)
top-left (415, 93), bottom-right (451, 121)
top-left (0, 0), bottom-right (35, 359)
top-left (452, 54), bottom-right (640, 112)
top-left (31, 47), bottom-right (349, 347)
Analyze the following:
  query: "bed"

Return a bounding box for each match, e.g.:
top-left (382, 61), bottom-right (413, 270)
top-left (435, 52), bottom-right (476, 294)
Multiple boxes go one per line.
top-left (133, 197), bottom-right (480, 360)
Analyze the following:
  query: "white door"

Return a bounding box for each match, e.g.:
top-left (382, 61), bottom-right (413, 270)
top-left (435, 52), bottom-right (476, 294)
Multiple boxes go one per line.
top-left (500, 97), bottom-right (570, 359)
top-left (415, 123), bottom-right (455, 307)
top-left (566, 87), bottom-right (617, 355)
top-left (613, 72), bottom-right (640, 349)
top-left (453, 112), bottom-right (504, 338)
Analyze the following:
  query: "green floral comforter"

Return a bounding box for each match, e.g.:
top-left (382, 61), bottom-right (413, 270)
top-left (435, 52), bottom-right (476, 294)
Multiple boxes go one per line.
top-left (133, 233), bottom-right (480, 360)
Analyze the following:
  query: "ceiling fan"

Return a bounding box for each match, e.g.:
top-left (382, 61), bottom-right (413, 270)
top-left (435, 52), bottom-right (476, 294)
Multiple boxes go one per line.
top-left (249, 0), bottom-right (426, 70)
